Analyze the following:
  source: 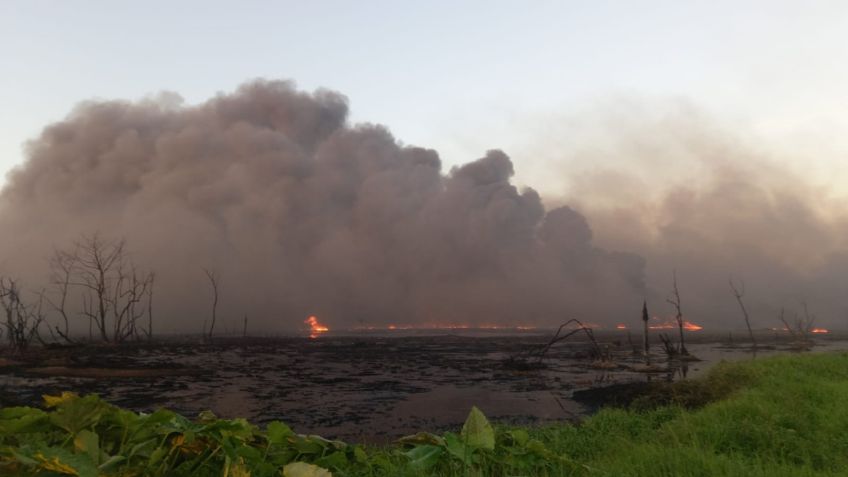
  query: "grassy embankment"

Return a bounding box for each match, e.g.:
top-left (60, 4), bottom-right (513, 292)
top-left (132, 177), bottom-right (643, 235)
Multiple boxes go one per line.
top-left (2, 352), bottom-right (848, 476)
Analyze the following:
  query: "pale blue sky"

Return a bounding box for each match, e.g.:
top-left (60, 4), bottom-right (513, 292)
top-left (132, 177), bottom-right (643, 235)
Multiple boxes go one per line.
top-left (3, 0), bottom-right (848, 193)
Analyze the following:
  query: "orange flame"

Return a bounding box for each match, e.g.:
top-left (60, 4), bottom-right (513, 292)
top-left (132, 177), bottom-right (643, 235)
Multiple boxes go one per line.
top-left (378, 323), bottom-right (537, 331)
top-left (648, 316), bottom-right (703, 331)
top-left (811, 328), bottom-right (830, 334)
top-left (616, 324), bottom-right (628, 330)
top-left (305, 315), bottom-right (329, 338)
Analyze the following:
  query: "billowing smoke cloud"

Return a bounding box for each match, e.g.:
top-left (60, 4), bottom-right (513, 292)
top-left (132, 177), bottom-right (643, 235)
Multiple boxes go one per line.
top-left (515, 98), bottom-right (848, 329)
top-left (0, 80), bottom-right (646, 333)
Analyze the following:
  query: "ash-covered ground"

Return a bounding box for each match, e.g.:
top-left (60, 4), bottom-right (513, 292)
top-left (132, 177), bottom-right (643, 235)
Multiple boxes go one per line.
top-left (2, 330), bottom-right (846, 442)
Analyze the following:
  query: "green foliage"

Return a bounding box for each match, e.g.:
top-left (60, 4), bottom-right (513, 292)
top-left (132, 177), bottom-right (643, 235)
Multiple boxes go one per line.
top-left (461, 406), bottom-right (495, 451)
top-left (0, 392), bottom-right (349, 477)
top-left (2, 353), bottom-right (848, 476)
top-left (283, 461), bottom-right (333, 477)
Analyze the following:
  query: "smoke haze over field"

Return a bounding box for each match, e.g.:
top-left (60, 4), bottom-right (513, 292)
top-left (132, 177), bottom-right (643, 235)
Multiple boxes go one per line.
top-left (514, 100), bottom-right (848, 329)
top-left (0, 80), bottom-right (645, 333)
top-left (1, 80), bottom-right (846, 333)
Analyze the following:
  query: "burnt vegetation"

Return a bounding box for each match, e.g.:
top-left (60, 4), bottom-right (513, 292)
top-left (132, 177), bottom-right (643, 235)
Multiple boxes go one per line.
top-left (0, 277), bottom-right (47, 352)
top-left (729, 277), bottom-right (758, 351)
top-left (504, 318), bottom-right (605, 370)
top-left (0, 233), bottom-right (155, 352)
top-left (663, 270), bottom-right (691, 358)
top-left (778, 302), bottom-right (819, 350)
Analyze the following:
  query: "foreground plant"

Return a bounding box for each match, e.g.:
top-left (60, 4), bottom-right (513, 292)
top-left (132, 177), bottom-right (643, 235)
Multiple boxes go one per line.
top-left (0, 392), bottom-right (358, 476)
top-left (0, 393), bottom-right (582, 477)
top-left (397, 406), bottom-right (586, 476)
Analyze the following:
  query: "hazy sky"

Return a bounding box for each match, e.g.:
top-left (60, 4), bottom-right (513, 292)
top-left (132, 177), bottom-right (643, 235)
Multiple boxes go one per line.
top-left (4, 1), bottom-right (848, 330)
top-left (4, 1), bottom-right (848, 194)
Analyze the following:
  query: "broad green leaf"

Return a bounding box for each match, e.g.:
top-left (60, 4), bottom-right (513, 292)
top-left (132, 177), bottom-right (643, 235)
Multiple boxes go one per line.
top-left (460, 406), bottom-right (495, 451)
top-left (267, 447), bottom-right (299, 467)
top-left (365, 453), bottom-right (393, 470)
top-left (316, 451), bottom-right (347, 470)
top-left (404, 444), bottom-right (444, 469)
top-left (352, 446), bottom-right (368, 463)
top-left (396, 431), bottom-right (445, 447)
top-left (443, 432), bottom-right (471, 461)
top-left (282, 461), bottom-right (333, 477)
top-left (293, 437), bottom-right (326, 455)
top-left (508, 429), bottom-right (529, 446)
top-left (49, 395), bottom-right (109, 435)
top-left (236, 443), bottom-right (263, 461)
top-left (33, 446), bottom-right (98, 477)
top-left (266, 421), bottom-right (294, 445)
top-left (0, 407), bottom-right (49, 435)
top-left (0, 406), bottom-right (45, 420)
top-left (526, 439), bottom-right (551, 457)
top-left (73, 429), bottom-right (99, 463)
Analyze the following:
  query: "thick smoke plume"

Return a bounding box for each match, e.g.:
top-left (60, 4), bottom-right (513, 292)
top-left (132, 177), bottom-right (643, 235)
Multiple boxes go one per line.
top-left (0, 80), bottom-right (645, 333)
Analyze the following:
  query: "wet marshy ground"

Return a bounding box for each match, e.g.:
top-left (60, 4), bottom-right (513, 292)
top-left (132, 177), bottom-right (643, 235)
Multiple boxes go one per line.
top-left (2, 331), bottom-right (847, 442)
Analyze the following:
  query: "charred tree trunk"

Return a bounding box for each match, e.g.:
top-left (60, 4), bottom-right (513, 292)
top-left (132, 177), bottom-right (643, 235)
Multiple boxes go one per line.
top-left (0, 278), bottom-right (46, 352)
top-left (729, 278), bottom-right (757, 350)
top-left (146, 274), bottom-right (154, 341)
top-left (666, 270), bottom-right (687, 355)
top-left (533, 318), bottom-right (601, 362)
top-left (204, 269), bottom-right (219, 340)
top-left (47, 248), bottom-right (77, 343)
top-left (642, 300), bottom-right (650, 365)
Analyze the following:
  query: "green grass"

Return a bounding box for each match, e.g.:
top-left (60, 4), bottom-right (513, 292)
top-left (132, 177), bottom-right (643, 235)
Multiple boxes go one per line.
top-left (3, 352), bottom-right (848, 476)
top-left (530, 353), bottom-right (848, 477)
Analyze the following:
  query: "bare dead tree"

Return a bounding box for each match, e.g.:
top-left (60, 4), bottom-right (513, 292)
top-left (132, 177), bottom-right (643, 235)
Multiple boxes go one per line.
top-left (779, 304), bottom-right (816, 345)
top-left (242, 314), bottom-right (248, 337)
top-left (665, 270), bottom-right (688, 355)
top-left (0, 278), bottom-right (18, 348)
top-left (801, 301), bottom-right (816, 335)
top-left (146, 273), bottom-right (155, 341)
top-left (45, 247), bottom-right (79, 343)
top-left (0, 278), bottom-right (46, 352)
top-left (532, 318), bottom-right (602, 363)
top-left (658, 333), bottom-right (677, 357)
top-left (49, 233), bottom-right (155, 343)
top-left (729, 277), bottom-right (757, 350)
top-left (108, 266), bottom-right (154, 342)
top-left (642, 300), bottom-right (651, 365)
top-left (778, 308), bottom-right (807, 344)
top-left (204, 269), bottom-right (220, 340)
top-left (778, 308), bottom-right (794, 338)
top-left (505, 318), bottom-right (603, 369)
top-left (73, 234), bottom-right (126, 342)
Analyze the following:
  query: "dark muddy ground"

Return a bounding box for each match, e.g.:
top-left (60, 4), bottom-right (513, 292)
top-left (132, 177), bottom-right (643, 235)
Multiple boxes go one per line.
top-left (2, 330), bottom-right (847, 443)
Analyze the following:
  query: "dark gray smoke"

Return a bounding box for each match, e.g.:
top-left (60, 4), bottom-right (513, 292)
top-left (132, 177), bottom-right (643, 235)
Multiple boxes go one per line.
top-left (0, 80), bottom-right (646, 333)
